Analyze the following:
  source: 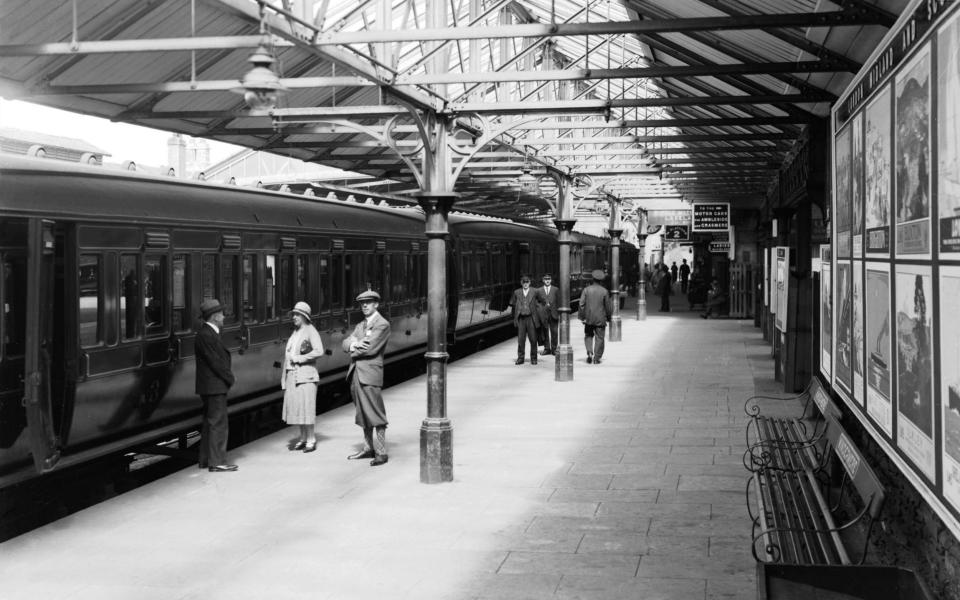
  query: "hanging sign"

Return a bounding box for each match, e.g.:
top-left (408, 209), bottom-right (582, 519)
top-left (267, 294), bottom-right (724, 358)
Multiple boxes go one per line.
top-left (692, 203), bottom-right (730, 232)
top-left (663, 225), bottom-right (689, 241)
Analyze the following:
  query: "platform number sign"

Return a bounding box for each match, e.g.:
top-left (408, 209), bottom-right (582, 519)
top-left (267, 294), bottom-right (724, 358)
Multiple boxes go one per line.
top-left (664, 225), bottom-right (689, 241)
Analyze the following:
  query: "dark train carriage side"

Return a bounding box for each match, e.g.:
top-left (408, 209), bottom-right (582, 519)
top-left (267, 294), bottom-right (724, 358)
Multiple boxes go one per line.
top-left (0, 156), bottom-right (432, 482)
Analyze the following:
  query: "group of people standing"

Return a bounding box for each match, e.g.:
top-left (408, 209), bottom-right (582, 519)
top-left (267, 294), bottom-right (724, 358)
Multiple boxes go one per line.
top-left (509, 269), bottom-right (612, 365)
top-left (649, 258), bottom-right (691, 312)
top-left (193, 290), bottom-right (392, 473)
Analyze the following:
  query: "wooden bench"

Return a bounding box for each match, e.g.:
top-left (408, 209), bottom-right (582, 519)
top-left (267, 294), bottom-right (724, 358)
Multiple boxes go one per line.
top-left (742, 377), bottom-right (841, 473)
top-left (747, 413), bottom-right (885, 566)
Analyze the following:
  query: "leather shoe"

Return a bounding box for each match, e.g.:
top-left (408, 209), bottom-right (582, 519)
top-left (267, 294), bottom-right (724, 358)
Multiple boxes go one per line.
top-left (594, 358), bottom-right (602, 364)
top-left (208, 464), bottom-right (238, 472)
top-left (531, 359), bottom-right (537, 365)
top-left (515, 358), bottom-right (524, 365)
top-left (303, 441), bottom-right (317, 453)
top-left (586, 355), bottom-right (593, 364)
top-left (290, 441), bottom-right (306, 451)
top-left (348, 449), bottom-right (375, 460)
top-left (370, 455), bottom-right (389, 466)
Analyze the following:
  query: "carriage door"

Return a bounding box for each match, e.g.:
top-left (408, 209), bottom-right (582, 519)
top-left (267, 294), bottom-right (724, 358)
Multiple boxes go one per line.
top-left (23, 219), bottom-right (60, 472)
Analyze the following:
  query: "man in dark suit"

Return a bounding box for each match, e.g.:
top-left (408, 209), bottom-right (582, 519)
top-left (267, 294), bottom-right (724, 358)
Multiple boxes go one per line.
top-left (578, 269), bottom-right (612, 364)
top-left (536, 273), bottom-right (560, 355)
top-left (195, 298), bottom-right (237, 472)
top-left (342, 290), bottom-right (392, 466)
top-left (509, 274), bottom-right (542, 365)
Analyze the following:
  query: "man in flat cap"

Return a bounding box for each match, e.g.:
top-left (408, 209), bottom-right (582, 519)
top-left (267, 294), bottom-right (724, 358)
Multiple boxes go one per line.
top-left (195, 298), bottom-right (237, 472)
top-left (536, 273), bottom-right (560, 356)
top-left (342, 289), bottom-right (392, 466)
top-left (578, 269), bottom-right (612, 364)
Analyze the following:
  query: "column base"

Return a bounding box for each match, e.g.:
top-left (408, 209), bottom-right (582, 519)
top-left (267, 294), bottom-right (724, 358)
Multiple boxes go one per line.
top-left (420, 418), bottom-right (453, 483)
top-left (555, 343), bottom-right (574, 381)
top-left (636, 298), bottom-right (647, 321)
top-left (608, 316), bottom-right (622, 341)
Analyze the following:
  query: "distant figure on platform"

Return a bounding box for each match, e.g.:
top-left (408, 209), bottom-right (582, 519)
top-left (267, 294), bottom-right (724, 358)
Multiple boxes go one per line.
top-left (679, 259), bottom-right (691, 293)
top-left (343, 290), bottom-right (391, 467)
top-left (281, 301), bottom-right (324, 453)
top-left (510, 274), bottom-right (543, 365)
top-left (670, 262), bottom-right (679, 283)
top-left (578, 269), bottom-right (612, 364)
top-left (656, 264), bottom-right (672, 312)
top-left (536, 273), bottom-right (560, 355)
top-left (701, 279), bottom-right (727, 319)
top-left (195, 298), bottom-right (237, 472)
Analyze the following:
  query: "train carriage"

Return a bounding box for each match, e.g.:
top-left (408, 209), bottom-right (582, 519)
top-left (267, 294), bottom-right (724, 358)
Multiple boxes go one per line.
top-left (0, 155), bottom-right (634, 486)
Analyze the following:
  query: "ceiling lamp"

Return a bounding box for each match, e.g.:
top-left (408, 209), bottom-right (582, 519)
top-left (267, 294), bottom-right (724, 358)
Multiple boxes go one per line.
top-left (235, 43), bottom-right (287, 110)
top-left (518, 148), bottom-right (538, 195)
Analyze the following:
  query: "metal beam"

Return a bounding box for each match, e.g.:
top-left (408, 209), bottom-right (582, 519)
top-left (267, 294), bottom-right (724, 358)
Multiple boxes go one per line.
top-left (450, 93), bottom-right (833, 115)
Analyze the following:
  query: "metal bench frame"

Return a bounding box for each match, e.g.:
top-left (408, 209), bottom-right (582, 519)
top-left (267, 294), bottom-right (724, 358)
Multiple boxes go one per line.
top-left (747, 413), bottom-right (885, 566)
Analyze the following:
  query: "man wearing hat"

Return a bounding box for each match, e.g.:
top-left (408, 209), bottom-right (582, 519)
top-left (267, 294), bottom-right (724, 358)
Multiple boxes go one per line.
top-left (342, 289), bottom-right (392, 466)
top-left (578, 270), bottom-right (612, 364)
top-left (509, 274), bottom-right (543, 365)
top-left (535, 273), bottom-right (560, 356)
top-left (195, 298), bottom-right (237, 472)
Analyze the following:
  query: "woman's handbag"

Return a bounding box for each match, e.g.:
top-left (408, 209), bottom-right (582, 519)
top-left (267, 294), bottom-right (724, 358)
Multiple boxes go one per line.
top-left (299, 338), bottom-right (313, 354)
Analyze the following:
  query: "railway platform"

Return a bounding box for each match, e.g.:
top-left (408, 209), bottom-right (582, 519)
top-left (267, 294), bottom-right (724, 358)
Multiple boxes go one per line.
top-left (0, 304), bottom-right (781, 600)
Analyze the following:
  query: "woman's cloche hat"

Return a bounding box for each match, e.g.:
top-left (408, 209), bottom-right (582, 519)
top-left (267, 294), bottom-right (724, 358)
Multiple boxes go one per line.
top-left (290, 301), bottom-right (312, 321)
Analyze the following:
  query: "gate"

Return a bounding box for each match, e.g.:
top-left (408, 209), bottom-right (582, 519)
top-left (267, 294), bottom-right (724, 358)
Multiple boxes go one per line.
top-left (729, 262), bottom-right (758, 318)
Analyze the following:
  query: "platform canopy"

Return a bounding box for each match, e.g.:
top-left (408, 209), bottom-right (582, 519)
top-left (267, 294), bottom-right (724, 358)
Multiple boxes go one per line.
top-left (0, 0), bottom-right (902, 221)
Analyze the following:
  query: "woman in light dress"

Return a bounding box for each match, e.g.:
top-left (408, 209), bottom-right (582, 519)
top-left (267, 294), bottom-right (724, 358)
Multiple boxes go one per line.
top-left (281, 301), bottom-right (324, 452)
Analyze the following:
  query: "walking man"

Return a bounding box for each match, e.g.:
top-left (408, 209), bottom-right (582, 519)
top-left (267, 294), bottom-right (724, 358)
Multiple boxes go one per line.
top-left (195, 298), bottom-right (237, 472)
top-left (536, 273), bottom-right (560, 355)
top-left (578, 269), bottom-right (612, 364)
top-left (343, 290), bottom-right (391, 466)
top-left (510, 274), bottom-right (542, 365)
top-left (679, 259), bottom-right (691, 293)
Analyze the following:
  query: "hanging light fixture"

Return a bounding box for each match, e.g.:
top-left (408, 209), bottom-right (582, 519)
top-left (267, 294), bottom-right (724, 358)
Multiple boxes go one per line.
top-left (518, 147), bottom-right (538, 195)
top-left (234, 5), bottom-right (286, 110)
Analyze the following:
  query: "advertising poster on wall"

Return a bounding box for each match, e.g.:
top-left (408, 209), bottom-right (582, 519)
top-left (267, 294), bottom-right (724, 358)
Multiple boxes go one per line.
top-left (836, 126), bottom-right (853, 259)
top-left (895, 44), bottom-right (932, 258)
top-left (821, 246), bottom-right (833, 379)
top-left (941, 267), bottom-right (960, 508)
top-left (852, 113), bottom-right (865, 257)
top-left (835, 261), bottom-right (853, 395)
top-left (939, 13), bottom-right (960, 258)
top-left (865, 85), bottom-right (892, 256)
top-left (775, 247), bottom-right (789, 333)
top-left (853, 261), bottom-right (865, 404)
top-left (895, 265), bottom-right (935, 480)
top-left (866, 264), bottom-right (892, 436)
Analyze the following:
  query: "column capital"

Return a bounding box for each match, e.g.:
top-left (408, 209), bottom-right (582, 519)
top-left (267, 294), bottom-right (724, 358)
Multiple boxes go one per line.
top-left (417, 192), bottom-right (459, 238)
top-left (415, 191), bottom-right (460, 209)
top-left (554, 219), bottom-right (577, 232)
top-left (607, 228), bottom-right (624, 239)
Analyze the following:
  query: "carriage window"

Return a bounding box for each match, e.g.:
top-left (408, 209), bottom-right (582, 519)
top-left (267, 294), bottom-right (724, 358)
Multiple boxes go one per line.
top-left (318, 255), bottom-right (329, 312)
top-left (375, 254), bottom-right (387, 301)
top-left (265, 254), bottom-right (278, 321)
top-left (120, 254), bottom-right (139, 340)
top-left (2, 255), bottom-right (27, 357)
top-left (390, 254), bottom-right (407, 302)
top-left (243, 254), bottom-right (257, 324)
top-left (144, 255), bottom-right (166, 335)
top-left (418, 254), bottom-right (427, 298)
top-left (295, 255), bottom-right (307, 307)
top-left (78, 255), bottom-right (101, 348)
top-left (172, 254), bottom-right (189, 332)
top-left (220, 255), bottom-right (238, 325)
top-left (331, 254), bottom-right (344, 310)
top-left (460, 253), bottom-right (472, 288)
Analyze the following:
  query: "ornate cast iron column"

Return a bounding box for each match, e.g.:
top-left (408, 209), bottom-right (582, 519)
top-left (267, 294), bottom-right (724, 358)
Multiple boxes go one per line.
top-left (608, 227), bottom-right (623, 342)
top-left (417, 192), bottom-right (457, 483)
top-left (636, 211), bottom-right (648, 321)
top-left (555, 218), bottom-right (577, 381)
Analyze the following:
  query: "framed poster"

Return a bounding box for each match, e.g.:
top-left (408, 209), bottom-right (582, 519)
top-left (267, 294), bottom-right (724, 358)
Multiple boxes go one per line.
top-left (852, 113), bottom-right (865, 257)
top-left (895, 264), bottom-right (935, 480)
top-left (894, 43), bottom-right (932, 258)
top-left (942, 267), bottom-right (960, 509)
top-left (764, 247), bottom-right (770, 307)
top-left (775, 247), bottom-right (789, 333)
top-left (835, 261), bottom-right (853, 395)
top-left (853, 261), bottom-right (865, 405)
top-left (820, 246), bottom-right (833, 379)
top-left (836, 126), bottom-right (853, 259)
top-left (938, 12), bottom-right (960, 258)
top-left (866, 263), bottom-right (892, 436)
top-left (865, 84), bottom-right (892, 257)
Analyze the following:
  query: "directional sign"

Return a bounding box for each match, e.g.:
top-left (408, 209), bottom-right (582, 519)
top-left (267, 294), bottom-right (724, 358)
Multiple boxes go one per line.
top-left (692, 203), bottom-right (730, 232)
top-left (664, 225), bottom-right (689, 241)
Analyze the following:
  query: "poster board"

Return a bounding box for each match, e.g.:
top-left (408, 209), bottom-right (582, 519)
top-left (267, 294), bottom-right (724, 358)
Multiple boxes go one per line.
top-left (775, 247), bottom-right (789, 333)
